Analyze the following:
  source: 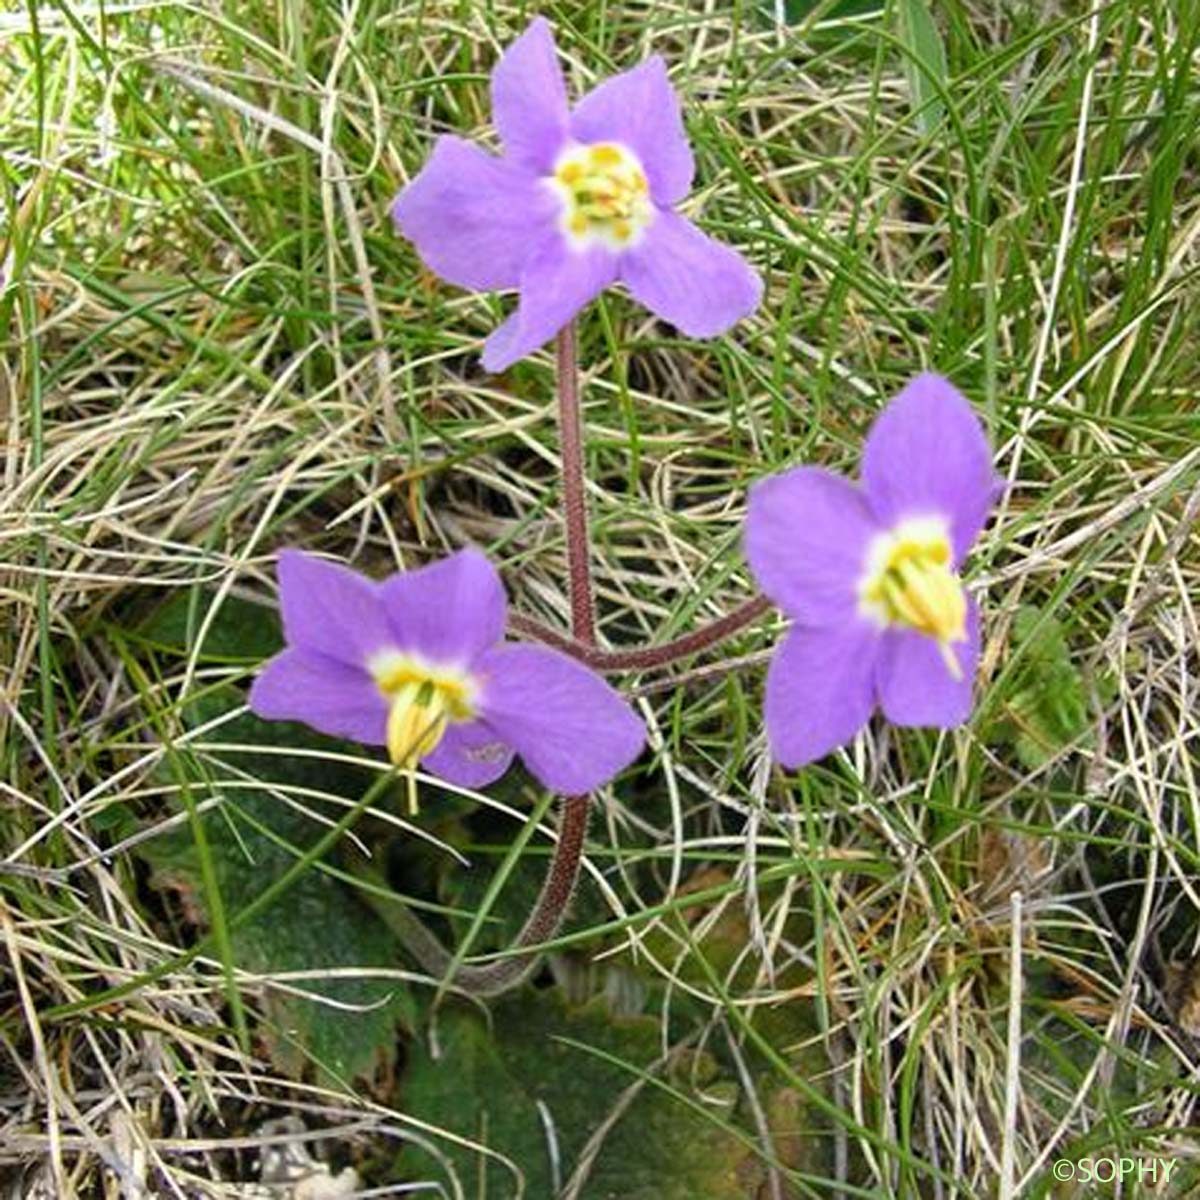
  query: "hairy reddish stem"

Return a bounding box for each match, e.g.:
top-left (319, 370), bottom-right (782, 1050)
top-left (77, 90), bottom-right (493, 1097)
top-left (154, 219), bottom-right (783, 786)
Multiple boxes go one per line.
top-left (555, 322), bottom-right (597, 642)
top-left (373, 792), bottom-right (590, 997)
top-left (508, 593), bottom-right (773, 672)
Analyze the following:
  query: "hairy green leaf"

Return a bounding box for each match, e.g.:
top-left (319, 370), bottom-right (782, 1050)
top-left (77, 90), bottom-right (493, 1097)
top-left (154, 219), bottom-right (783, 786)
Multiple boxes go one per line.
top-left (130, 589), bottom-right (412, 1087)
top-left (397, 990), bottom-right (797, 1198)
top-left (997, 605), bottom-right (1099, 770)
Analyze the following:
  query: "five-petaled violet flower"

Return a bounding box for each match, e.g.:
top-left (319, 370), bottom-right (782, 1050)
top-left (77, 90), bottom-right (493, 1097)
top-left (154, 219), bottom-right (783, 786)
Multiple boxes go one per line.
top-left (745, 375), bottom-right (1000, 767)
top-left (392, 18), bottom-right (762, 372)
top-left (249, 549), bottom-right (645, 797)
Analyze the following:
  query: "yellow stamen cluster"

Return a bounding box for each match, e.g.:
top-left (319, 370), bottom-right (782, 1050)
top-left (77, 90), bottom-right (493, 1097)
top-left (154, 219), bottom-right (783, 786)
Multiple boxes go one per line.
top-left (371, 655), bottom-right (475, 809)
top-left (860, 521), bottom-right (968, 679)
top-left (552, 141), bottom-right (652, 248)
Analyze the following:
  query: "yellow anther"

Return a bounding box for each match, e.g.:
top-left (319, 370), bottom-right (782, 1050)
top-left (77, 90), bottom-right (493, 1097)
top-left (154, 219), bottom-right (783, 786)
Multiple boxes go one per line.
top-left (551, 141), bottom-right (652, 248)
top-left (860, 523), bottom-right (968, 679)
top-left (386, 680), bottom-right (448, 768)
top-left (589, 142), bottom-right (623, 166)
top-left (882, 557), bottom-right (964, 640)
top-left (369, 653), bottom-right (477, 811)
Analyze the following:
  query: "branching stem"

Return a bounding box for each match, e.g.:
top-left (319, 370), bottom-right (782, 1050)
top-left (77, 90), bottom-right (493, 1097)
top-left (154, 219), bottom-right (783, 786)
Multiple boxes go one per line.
top-left (508, 594), bottom-right (772, 673)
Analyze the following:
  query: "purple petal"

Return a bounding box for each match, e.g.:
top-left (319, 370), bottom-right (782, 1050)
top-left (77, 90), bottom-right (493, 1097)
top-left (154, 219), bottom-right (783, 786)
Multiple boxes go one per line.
top-left (482, 236), bottom-right (616, 372)
top-left (249, 649), bottom-right (387, 746)
top-left (569, 57), bottom-right (694, 205)
top-left (744, 467), bottom-right (880, 626)
top-left (860, 374), bottom-right (998, 565)
top-left (380, 548), bottom-right (506, 668)
top-left (491, 18), bottom-right (569, 173)
top-left (421, 719), bottom-right (515, 789)
top-left (765, 622), bottom-right (881, 768)
top-left (620, 211), bottom-right (761, 337)
top-left (876, 597), bottom-right (981, 728)
top-left (474, 645), bottom-right (645, 793)
top-left (391, 136), bottom-right (557, 291)
top-left (275, 550), bottom-right (393, 665)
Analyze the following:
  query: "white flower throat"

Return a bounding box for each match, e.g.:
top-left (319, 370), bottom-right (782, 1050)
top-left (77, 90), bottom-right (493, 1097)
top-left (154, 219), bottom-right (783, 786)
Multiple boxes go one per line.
top-left (551, 141), bottom-right (653, 249)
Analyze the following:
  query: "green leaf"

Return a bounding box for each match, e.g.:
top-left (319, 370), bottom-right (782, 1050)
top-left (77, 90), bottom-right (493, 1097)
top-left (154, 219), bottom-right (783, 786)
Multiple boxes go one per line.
top-left (396, 990), bottom-right (792, 1198)
top-left (995, 605), bottom-right (1099, 770)
top-left (132, 588), bottom-right (283, 662)
top-left (766, 0), bottom-right (884, 23)
top-left (138, 687), bottom-right (413, 1087)
top-left (895, 0), bottom-right (948, 135)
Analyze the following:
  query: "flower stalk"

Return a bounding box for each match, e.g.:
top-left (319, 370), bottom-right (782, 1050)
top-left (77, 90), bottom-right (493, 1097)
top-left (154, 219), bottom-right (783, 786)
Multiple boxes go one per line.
top-left (508, 593), bottom-right (773, 673)
top-left (453, 324), bottom-right (600, 989)
top-left (555, 322), bottom-right (596, 643)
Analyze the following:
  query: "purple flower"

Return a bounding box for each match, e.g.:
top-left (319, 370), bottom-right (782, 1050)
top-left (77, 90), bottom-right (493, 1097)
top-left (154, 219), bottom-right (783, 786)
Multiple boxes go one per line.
top-left (249, 548), bottom-right (645, 795)
top-left (744, 375), bottom-right (1000, 768)
top-left (391, 18), bottom-right (762, 372)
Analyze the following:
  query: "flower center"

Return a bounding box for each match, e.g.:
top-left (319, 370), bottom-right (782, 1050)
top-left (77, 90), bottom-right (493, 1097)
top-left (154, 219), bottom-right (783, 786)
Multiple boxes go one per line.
top-left (552, 141), bottom-right (652, 249)
top-left (860, 519), bottom-right (967, 679)
top-left (370, 655), bottom-right (475, 768)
